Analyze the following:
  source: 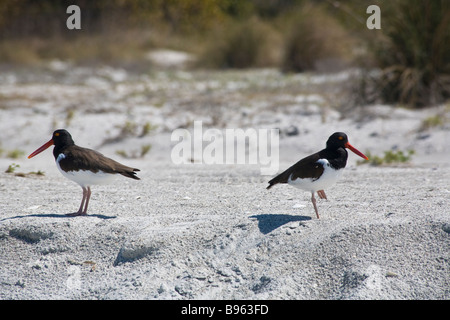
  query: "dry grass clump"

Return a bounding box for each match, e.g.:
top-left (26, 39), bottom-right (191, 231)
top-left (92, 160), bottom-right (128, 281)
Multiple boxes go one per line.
top-left (199, 16), bottom-right (281, 69)
top-left (280, 4), bottom-right (355, 73)
top-left (366, 0), bottom-right (450, 108)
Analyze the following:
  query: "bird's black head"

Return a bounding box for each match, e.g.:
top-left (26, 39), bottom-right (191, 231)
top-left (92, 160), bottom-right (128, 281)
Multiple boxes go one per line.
top-left (52, 129), bottom-right (75, 148)
top-left (326, 132), bottom-right (348, 150)
top-left (326, 132), bottom-right (369, 160)
top-left (28, 129), bottom-right (75, 159)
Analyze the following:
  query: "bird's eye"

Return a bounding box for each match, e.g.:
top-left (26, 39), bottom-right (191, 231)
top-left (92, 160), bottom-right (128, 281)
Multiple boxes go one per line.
top-left (55, 133), bottom-right (60, 137)
top-left (338, 136), bottom-right (343, 140)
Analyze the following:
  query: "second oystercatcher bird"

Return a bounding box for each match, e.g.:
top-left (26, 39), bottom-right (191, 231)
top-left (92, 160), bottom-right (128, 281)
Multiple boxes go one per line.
top-left (266, 132), bottom-right (368, 219)
top-left (28, 129), bottom-right (140, 216)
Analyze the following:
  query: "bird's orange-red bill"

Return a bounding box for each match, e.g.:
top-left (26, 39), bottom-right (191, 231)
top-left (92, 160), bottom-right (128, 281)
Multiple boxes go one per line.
top-left (28, 139), bottom-right (54, 159)
top-left (345, 142), bottom-right (369, 160)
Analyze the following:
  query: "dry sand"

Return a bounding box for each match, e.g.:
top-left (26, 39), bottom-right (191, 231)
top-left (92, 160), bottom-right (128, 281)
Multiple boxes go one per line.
top-left (0, 64), bottom-right (449, 300)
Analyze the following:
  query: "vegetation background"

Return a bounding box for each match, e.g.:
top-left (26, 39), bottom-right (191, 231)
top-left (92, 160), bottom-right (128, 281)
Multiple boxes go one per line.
top-left (0, 0), bottom-right (449, 108)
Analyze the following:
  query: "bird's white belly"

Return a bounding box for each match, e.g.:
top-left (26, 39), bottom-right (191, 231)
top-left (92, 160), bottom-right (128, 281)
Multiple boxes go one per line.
top-left (56, 153), bottom-right (116, 187)
top-left (288, 159), bottom-right (343, 192)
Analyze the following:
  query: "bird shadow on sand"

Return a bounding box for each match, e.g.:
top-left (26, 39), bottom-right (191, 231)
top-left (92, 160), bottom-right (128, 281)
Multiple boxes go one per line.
top-left (0, 213), bottom-right (117, 222)
top-left (249, 214), bottom-right (311, 234)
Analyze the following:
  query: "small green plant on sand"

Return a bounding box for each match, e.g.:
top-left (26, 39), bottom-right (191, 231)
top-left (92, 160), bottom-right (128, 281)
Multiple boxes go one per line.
top-left (116, 144), bottom-right (152, 159)
top-left (0, 144), bottom-right (25, 159)
top-left (7, 149), bottom-right (25, 159)
top-left (5, 163), bottom-right (20, 173)
top-left (141, 122), bottom-right (158, 137)
top-left (5, 163), bottom-right (45, 176)
top-left (357, 149), bottom-right (415, 166)
top-left (420, 115), bottom-right (446, 131)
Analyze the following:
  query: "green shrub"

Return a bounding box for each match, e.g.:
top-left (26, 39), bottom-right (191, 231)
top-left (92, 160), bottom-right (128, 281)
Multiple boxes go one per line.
top-left (369, 0), bottom-right (450, 107)
top-left (281, 4), bottom-right (354, 73)
top-left (199, 16), bottom-right (280, 69)
top-left (357, 149), bottom-right (415, 166)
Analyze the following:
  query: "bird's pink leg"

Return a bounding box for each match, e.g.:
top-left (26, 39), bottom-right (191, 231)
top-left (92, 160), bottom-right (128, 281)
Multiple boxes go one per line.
top-left (66, 187), bottom-right (88, 216)
top-left (311, 192), bottom-right (320, 219)
top-left (82, 186), bottom-right (91, 215)
top-left (317, 190), bottom-right (327, 200)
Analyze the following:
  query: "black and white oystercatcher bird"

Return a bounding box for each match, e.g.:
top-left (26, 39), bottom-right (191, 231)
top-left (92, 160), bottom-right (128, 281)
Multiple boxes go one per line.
top-left (267, 132), bottom-right (368, 219)
top-left (28, 129), bottom-right (140, 216)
